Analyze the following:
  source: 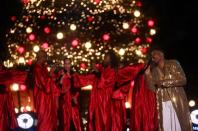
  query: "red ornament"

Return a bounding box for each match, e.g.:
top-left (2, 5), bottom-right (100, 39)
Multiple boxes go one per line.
top-left (44, 27), bottom-right (51, 34)
top-left (141, 47), bottom-right (148, 54)
top-left (131, 26), bottom-right (138, 34)
top-left (28, 34), bottom-right (35, 41)
top-left (41, 42), bottom-right (49, 49)
top-left (146, 37), bottom-right (153, 43)
top-left (72, 39), bottom-right (79, 47)
top-left (22, 0), bottom-right (29, 5)
top-left (136, 1), bottom-right (142, 7)
top-left (147, 19), bottom-right (155, 27)
top-left (87, 16), bottom-right (94, 22)
top-left (94, 0), bottom-right (101, 4)
top-left (40, 15), bottom-right (46, 20)
top-left (17, 47), bottom-right (25, 54)
top-left (27, 59), bottom-right (33, 65)
top-left (20, 84), bottom-right (27, 91)
top-left (135, 37), bottom-right (141, 44)
top-left (80, 63), bottom-right (86, 69)
top-left (103, 33), bottom-right (110, 41)
top-left (10, 16), bottom-right (17, 21)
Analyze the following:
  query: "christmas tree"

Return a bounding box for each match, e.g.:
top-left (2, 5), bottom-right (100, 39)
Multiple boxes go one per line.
top-left (4, 0), bottom-right (156, 72)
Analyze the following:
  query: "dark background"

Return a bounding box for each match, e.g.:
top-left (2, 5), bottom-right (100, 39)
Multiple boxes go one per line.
top-left (0, 0), bottom-right (197, 97)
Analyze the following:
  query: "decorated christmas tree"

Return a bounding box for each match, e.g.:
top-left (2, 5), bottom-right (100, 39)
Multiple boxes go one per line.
top-left (4, 0), bottom-right (156, 72)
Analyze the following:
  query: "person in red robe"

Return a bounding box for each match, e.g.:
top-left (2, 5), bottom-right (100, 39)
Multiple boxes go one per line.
top-left (130, 61), bottom-right (158, 131)
top-left (78, 51), bottom-right (145, 131)
top-left (59, 58), bottom-right (82, 131)
top-left (0, 64), bottom-right (18, 131)
top-left (33, 51), bottom-right (59, 131)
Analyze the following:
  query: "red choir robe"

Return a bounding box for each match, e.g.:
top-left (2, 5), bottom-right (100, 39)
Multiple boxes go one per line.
top-left (0, 70), bottom-right (27, 131)
top-left (78, 64), bottom-right (144, 131)
top-left (59, 73), bottom-right (82, 131)
top-left (130, 73), bottom-right (158, 131)
top-left (33, 64), bottom-right (59, 131)
top-left (0, 89), bottom-right (18, 131)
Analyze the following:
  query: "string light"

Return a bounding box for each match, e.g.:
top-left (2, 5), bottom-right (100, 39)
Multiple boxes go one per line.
top-left (70, 24), bottom-right (77, 31)
top-left (56, 32), bottom-right (64, 39)
top-left (33, 45), bottom-right (40, 52)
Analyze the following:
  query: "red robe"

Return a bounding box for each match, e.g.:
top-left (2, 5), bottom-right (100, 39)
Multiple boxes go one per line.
top-left (33, 64), bottom-right (59, 131)
top-left (78, 64), bottom-right (144, 131)
top-left (130, 74), bottom-right (158, 131)
top-left (59, 73), bottom-right (82, 131)
top-left (0, 90), bottom-right (18, 131)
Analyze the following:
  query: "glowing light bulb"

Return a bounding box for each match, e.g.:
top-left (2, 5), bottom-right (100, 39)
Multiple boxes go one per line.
top-left (119, 48), bottom-right (125, 56)
top-left (26, 27), bottom-right (32, 33)
top-left (56, 32), bottom-right (64, 39)
top-left (189, 100), bottom-right (196, 107)
top-left (134, 10), bottom-right (141, 17)
top-left (85, 41), bottom-right (92, 49)
top-left (18, 57), bottom-right (25, 64)
top-left (150, 29), bottom-right (156, 35)
top-left (28, 34), bottom-right (35, 41)
top-left (15, 108), bottom-right (19, 113)
top-left (70, 24), bottom-right (77, 31)
top-left (11, 83), bottom-right (19, 91)
top-left (125, 102), bottom-right (131, 109)
top-left (122, 22), bottom-right (129, 29)
top-left (33, 45), bottom-right (40, 52)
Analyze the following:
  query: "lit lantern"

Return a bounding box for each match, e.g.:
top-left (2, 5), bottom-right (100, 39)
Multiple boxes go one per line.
top-left (103, 33), bottom-right (110, 41)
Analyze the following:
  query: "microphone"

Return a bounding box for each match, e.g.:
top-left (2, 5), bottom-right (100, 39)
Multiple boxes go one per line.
top-left (139, 59), bottom-right (152, 74)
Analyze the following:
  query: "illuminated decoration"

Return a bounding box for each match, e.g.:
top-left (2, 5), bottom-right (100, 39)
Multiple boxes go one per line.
top-left (20, 84), bottom-right (27, 91)
top-left (18, 47), bottom-right (25, 54)
top-left (119, 48), bottom-right (125, 56)
top-left (81, 85), bottom-right (93, 90)
top-left (26, 106), bottom-right (32, 111)
top-left (103, 33), bottom-right (110, 41)
top-left (33, 45), bottom-right (40, 52)
top-left (41, 42), bottom-right (49, 49)
top-left (5, 0), bottom-right (157, 72)
top-left (122, 22), bottom-right (129, 29)
top-left (134, 10), bottom-right (141, 17)
top-left (26, 27), bottom-right (32, 33)
top-left (191, 110), bottom-right (198, 125)
top-left (44, 27), bottom-right (51, 34)
top-left (85, 41), bottom-right (92, 49)
top-left (18, 57), bottom-right (26, 64)
top-left (11, 83), bottom-right (19, 91)
top-left (125, 102), bottom-right (131, 109)
top-left (17, 113), bottom-right (34, 129)
top-left (56, 32), bottom-right (64, 40)
top-left (11, 16), bottom-right (17, 21)
top-left (70, 24), bottom-right (77, 31)
top-left (189, 100), bottom-right (196, 107)
top-left (150, 29), bottom-right (156, 35)
top-left (15, 108), bottom-right (19, 113)
top-left (147, 19), bottom-right (155, 27)
top-left (28, 34), bottom-right (35, 41)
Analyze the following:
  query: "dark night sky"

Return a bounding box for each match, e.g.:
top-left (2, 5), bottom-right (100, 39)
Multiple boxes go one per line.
top-left (0, 0), bottom-right (198, 96)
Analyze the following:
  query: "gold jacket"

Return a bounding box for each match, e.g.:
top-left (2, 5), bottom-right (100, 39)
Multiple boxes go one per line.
top-left (146, 60), bottom-right (192, 131)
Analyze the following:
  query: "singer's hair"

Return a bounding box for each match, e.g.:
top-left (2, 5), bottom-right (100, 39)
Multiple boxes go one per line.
top-left (105, 50), bottom-right (119, 69)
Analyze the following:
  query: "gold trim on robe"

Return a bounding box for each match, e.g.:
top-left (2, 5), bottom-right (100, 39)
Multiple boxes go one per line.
top-left (145, 60), bottom-right (192, 131)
